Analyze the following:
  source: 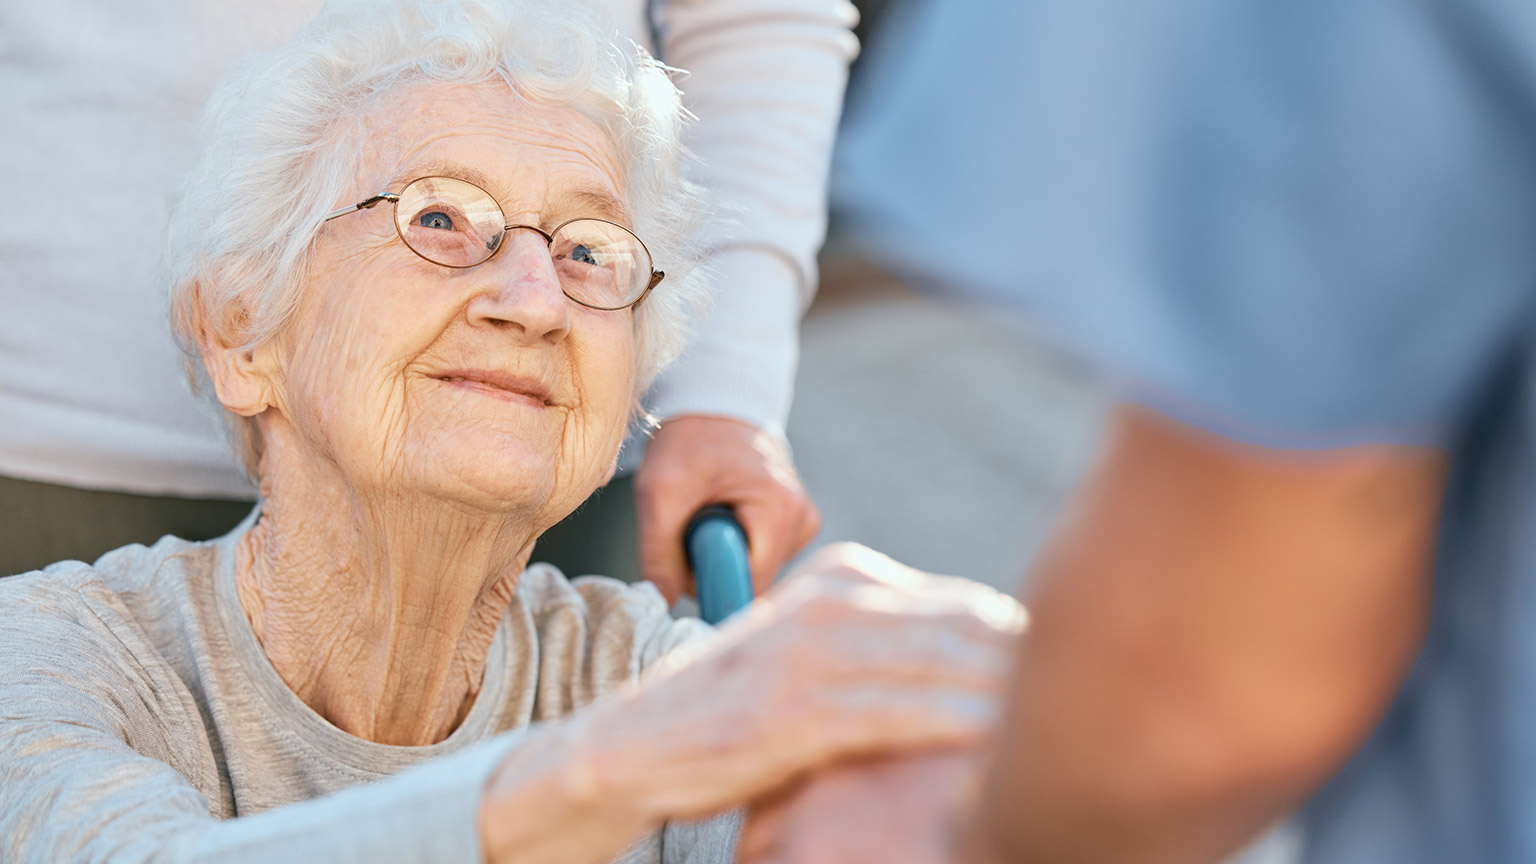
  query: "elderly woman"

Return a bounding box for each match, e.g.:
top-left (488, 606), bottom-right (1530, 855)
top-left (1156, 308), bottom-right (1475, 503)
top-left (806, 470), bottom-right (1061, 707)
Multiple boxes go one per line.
top-left (0, 1), bottom-right (1019, 862)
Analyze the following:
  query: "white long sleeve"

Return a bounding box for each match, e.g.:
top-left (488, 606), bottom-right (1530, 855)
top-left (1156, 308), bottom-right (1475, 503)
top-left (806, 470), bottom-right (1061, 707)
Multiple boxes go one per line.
top-left (645, 0), bottom-right (858, 435)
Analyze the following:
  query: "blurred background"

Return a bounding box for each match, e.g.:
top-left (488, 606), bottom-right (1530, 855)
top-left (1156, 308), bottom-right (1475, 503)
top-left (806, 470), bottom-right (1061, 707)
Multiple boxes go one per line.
top-left (794, 0), bottom-right (1105, 596)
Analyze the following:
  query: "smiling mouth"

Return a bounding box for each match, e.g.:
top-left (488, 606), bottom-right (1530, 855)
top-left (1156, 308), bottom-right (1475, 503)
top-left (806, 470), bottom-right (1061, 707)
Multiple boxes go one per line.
top-left (436, 374), bottom-right (553, 407)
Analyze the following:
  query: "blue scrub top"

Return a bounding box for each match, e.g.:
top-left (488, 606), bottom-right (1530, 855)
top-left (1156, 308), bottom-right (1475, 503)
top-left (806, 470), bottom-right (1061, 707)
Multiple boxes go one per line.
top-left (837, 0), bottom-right (1536, 860)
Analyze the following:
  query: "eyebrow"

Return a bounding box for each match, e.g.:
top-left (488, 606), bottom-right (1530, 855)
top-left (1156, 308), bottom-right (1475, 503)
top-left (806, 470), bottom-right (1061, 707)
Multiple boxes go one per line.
top-left (398, 160), bottom-right (502, 196)
top-left (549, 187), bottom-right (631, 226)
top-left (394, 160), bottom-right (632, 226)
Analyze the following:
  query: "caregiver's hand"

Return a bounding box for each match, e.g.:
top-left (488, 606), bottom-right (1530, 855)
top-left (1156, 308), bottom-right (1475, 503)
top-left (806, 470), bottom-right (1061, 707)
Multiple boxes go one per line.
top-left (478, 544), bottom-right (1024, 864)
top-left (636, 415), bottom-right (820, 603)
top-left (736, 749), bottom-right (987, 864)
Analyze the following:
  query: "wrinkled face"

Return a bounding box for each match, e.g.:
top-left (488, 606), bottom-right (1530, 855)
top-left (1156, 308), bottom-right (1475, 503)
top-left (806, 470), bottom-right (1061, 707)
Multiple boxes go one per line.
top-left (262, 81), bottom-right (636, 528)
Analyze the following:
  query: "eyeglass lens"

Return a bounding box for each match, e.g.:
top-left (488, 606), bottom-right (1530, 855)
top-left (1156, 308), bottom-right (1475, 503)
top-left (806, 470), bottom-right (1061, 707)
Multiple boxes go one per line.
top-left (393, 176), bottom-right (651, 310)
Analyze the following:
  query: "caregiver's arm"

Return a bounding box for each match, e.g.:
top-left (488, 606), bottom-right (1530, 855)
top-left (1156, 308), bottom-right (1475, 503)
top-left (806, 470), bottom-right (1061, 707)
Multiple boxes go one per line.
top-left (964, 405), bottom-right (1447, 863)
top-left (635, 0), bottom-right (858, 599)
top-left (738, 404), bottom-right (1447, 864)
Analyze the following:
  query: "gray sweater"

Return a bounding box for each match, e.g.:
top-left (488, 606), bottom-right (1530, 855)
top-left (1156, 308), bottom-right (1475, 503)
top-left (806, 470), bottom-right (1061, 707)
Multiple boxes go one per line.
top-left (0, 517), bottom-right (737, 863)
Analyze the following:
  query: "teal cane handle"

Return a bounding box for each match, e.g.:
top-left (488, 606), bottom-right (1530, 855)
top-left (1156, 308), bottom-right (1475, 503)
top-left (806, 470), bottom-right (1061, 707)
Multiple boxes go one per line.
top-left (685, 505), bottom-right (753, 625)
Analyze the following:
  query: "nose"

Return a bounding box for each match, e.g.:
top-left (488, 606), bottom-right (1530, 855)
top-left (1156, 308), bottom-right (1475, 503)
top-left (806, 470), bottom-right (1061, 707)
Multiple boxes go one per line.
top-left (465, 228), bottom-right (569, 343)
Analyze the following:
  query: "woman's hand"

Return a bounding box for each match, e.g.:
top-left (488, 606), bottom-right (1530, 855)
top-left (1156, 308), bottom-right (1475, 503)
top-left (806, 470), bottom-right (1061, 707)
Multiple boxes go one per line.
top-left (478, 543), bottom-right (1023, 864)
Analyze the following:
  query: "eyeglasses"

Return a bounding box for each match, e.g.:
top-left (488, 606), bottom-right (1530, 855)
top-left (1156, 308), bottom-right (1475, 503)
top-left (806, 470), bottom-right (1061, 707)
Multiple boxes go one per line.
top-left (323, 175), bottom-right (664, 311)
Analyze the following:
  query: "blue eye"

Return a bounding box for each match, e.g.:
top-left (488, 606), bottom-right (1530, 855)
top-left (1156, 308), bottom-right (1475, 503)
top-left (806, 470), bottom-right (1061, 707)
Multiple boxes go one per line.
top-left (417, 211), bottom-right (454, 230)
top-left (570, 243), bottom-right (599, 266)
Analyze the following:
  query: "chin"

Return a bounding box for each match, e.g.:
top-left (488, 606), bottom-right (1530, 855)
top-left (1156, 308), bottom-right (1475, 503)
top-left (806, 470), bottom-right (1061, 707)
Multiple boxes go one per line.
top-left (392, 421), bottom-right (617, 521)
top-left (413, 467), bottom-right (557, 518)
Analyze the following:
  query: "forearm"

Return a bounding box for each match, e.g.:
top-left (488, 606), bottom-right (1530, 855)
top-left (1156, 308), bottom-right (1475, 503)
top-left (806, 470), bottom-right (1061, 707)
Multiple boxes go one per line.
top-left (194, 736), bottom-right (516, 863)
top-left (646, 0), bottom-right (855, 431)
top-left (479, 713), bottom-right (660, 864)
top-left (659, 0), bottom-right (854, 282)
top-left (2, 725), bottom-right (518, 864)
top-left (645, 247), bottom-right (801, 433)
top-left (965, 406), bottom-right (1445, 863)
top-left (480, 684), bottom-right (770, 864)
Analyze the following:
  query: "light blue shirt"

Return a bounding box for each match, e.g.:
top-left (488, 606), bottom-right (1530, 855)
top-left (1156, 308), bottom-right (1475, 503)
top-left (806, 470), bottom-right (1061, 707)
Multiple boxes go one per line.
top-left (837, 0), bottom-right (1536, 859)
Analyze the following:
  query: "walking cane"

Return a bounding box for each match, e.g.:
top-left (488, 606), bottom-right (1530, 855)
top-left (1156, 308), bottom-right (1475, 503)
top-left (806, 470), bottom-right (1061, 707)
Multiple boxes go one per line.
top-left (684, 505), bottom-right (753, 625)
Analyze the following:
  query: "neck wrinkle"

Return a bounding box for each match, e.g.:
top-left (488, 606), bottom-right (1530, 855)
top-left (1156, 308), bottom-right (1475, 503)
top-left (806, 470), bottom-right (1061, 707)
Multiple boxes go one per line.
top-left (235, 426), bottom-right (536, 747)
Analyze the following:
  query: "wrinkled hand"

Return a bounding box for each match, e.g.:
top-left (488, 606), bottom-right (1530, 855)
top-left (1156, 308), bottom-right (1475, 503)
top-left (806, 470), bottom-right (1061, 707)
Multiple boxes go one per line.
top-left (479, 545), bottom-right (1023, 864)
top-left (737, 750), bottom-right (986, 864)
top-left (589, 544), bottom-right (1020, 821)
top-left (568, 547), bottom-right (1011, 804)
top-left (635, 414), bottom-right (821, 603)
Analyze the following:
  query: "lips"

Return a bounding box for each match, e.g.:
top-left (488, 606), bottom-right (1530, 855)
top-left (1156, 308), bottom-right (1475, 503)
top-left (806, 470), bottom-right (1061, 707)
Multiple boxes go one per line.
top-left (434, 370), bottom-right (554, 407)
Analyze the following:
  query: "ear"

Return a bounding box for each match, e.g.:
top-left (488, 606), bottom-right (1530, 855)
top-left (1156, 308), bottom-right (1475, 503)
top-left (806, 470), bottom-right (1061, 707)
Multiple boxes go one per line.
top-left (191, 286), bottom-right (282, 418)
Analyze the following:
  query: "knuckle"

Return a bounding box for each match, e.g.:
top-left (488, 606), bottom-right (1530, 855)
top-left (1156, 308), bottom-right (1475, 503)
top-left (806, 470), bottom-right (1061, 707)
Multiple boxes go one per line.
top-left (782, 579), bottom-right (850, 625)
top-left (802, 502), bottom-right (823, 536)
top-left (794, 541), bottom-right (871, 579)
top-left (633, 467), bottom-right (678, 501)
top-left (806, 588), bottom-right (855, 624)
top-left (632, 473), bottom-right (664, 504)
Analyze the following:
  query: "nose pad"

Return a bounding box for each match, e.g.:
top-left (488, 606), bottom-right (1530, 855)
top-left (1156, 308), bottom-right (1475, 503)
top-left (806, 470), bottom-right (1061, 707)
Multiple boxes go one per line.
top-left (465, 228), bottom-right (569, 342)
